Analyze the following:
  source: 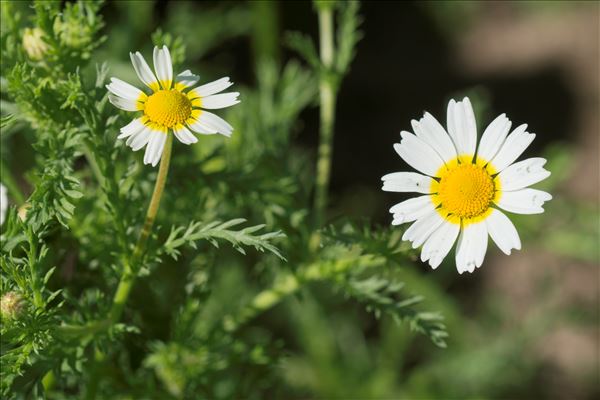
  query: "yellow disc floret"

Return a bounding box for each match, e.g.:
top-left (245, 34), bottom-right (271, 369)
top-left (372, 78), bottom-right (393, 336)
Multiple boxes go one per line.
top-left (433, 157), bottom-right (497, 224)
top-left (144, 89), bottom-right (192, 128)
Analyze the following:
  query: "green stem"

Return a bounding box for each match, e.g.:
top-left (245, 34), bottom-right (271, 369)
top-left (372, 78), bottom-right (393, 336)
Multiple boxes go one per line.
top-left (84, 346), bottom-right (105, 400)
top-left (108, 134), bottom-right (173, 324)
top-left (42, 370), bottom-right (56, 392)
top-left (26, 227), bottom-right (44, 309)
top-left (251, 0), bottom-right (280, 66)
top-left (82, 143), bottom-right (105, 189)
top-left (224, 254), bottom-right (379, 332)
top-left (56, 319), bottom-right (110, 338)
top-left (314, 6), bottom-right (336, 229)
top-left (225, 272), bottom-right (300, 332)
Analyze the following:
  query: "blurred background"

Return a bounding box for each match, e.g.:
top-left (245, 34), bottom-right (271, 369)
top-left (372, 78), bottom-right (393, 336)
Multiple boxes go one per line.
top-left (3, 0), bottom-right (599, 398)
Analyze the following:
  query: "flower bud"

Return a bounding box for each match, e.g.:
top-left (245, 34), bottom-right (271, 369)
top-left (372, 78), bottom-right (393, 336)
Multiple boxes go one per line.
top-left (22, 27), bottom-right (49, 61)
top-left (18, 203), bottom-right (30, 222)
top-left (1, 291), bottom-right (25, 320)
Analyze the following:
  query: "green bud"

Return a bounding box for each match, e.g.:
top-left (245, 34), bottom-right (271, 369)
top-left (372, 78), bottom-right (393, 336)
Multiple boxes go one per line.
top-left (53, 15), bottom-right (93, 49)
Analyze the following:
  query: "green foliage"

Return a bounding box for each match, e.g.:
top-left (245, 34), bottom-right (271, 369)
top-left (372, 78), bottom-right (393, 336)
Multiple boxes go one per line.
top-left (287, 0), bottom-right (362, 89)
top-left (334, 0), bottom-right (363, 77)
top-left (34, 0), bottom-right (106, 65)
top-left (311, 226), bottom-right (447, 347)
top-left (162, 2), bottom-right (252, 60)
top-left (163, 219), bottom-right (286, 261)
top-left (0, 221), bottom-right (62, 394)
top-left (0, 114), bottom-right (13, 129)
top-left (285, 32), bottom-right (321, 72)
top-left (339, 275), bottom-right (448, 348)
top-left (0, 1), bottom-right (464, 398)
top-left (151, 29), bottom-right (186, 70)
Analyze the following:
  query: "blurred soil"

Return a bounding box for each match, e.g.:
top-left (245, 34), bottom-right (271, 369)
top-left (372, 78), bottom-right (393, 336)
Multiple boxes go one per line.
top-left (456, 3), bottom-right (599, 398)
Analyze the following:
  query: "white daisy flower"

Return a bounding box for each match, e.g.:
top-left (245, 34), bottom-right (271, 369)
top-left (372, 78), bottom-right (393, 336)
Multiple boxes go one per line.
top-left (382, 97), bottom-right (552, 274)
top-left (106, 45), bottom-right (240, 167)
top-left (0, 183), bottom-right (7, 226)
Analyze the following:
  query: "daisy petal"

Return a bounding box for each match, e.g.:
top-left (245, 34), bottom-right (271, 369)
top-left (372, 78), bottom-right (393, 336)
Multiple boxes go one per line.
top-left (153, 46), bottom-right (173, 90)
top-left (173, 124), bottom-right (198, 145)
top-left (144, 131), bottom-right (160, 165)
top-left (175, 69), bottom-right (200, 91)
top-left (189, 77), bottom-right (233, 99)
top-left (489, 124), bottom-right (535, 172)
top-left (402, 210), bottom-right (445, 249)
top-left (389, 195), bottom-right (435, 225)
top-left (495, 188), bottom-right (552, 214)
top-left (151, 133), bottom-right (167, 167)
top-left (127, 126), bottom-right (152, 151)
top-left (108, 94), bottom-right (139, 112)
top-left (447, 97), bottom-right (477, 156)
top-left (152, 133), bottom-right (167, 166)
top-left (106, 78), bottom-right (145, 102)
top-left (393, 131), bottom-right (445, 176)
top-left (477, 113), bottom-right (511, 163)
top-left (486, 209), bottom-right (521, 255)
top-left (411, 112), bottom-right (457, 163)
top-left (497, 157), bottom-right (551, 191)
top-left (187, 119), bottom-right (216, 134)
top-left (193, 110), bottom-right (233, 136)
top-left (455, 222), bottom-right (488, 274)
top-left (475, 224), bottom-right (488, 269)
top-left (420, 220), bottom-right (460, 269)
top-left (187, 110), bottom-right (216, 134)
top-left (144, 131), bottom-right (166, 167)
top-left (118, 118), bottom-right (146, 139)
top-left (130, 51), bottom-right (159, 91)
top-left (200, 92), bottom-right (240, 109)
top-left (381, 172), bottom-right (434, 194)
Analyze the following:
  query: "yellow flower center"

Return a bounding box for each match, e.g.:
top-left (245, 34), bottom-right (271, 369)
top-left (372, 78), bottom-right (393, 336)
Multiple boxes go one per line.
top-left (433, 157), bottom-right (497, 224)
top-left (144, 89), bottom-right (192, 128)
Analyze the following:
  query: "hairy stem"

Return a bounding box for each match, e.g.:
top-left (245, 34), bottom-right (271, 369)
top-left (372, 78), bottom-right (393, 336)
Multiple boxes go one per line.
top-left (108, 134), bottom-right (173, 324)
top-left (314, 5), bottom-right (336, 229)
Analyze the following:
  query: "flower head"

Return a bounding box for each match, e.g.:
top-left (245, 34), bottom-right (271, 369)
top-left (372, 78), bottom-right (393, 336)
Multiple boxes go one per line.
top-left (22, 27), bottom-right (49, 61)
top-left (382, 97), bottom-right (551, 274)
top-left (107, 45), bottom-right (240, 166)
top-left (0, 291), bottom-right (24, 320)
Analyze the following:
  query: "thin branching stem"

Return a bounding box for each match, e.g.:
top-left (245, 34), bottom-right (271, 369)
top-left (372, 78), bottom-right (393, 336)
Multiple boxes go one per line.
top-left (82, 143), bottom-right (105, 188)
top-left (313, 5), bottom-right (336, 229)
top-left (108, 134), bottom-right (173, 325)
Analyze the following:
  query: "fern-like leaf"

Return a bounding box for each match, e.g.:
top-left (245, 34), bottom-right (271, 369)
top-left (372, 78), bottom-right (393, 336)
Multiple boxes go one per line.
top-left (340, 275), bottom-right (448, 348)
top-left (163, 219), bottom-right (286, 261)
